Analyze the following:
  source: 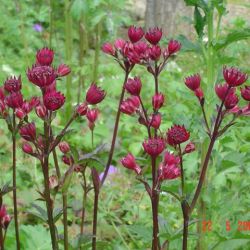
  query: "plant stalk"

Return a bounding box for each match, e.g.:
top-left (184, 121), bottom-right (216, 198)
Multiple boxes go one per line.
top-left (62, 194), bottom-right (68, 250)
top-left (181, 201), bottom-right (189, 250)
top-left (92, 192), bottom-right (99, 250)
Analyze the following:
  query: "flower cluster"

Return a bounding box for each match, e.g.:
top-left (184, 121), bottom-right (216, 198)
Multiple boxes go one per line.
top-left (102, 26), bottom-right (181, 73)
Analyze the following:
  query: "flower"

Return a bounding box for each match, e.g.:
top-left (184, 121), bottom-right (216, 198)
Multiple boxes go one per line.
top-left (36, 48), bottom-right (54, 66)
top-left (0, 205), bottom-right (7, 219)
top-left (77, 103), bottom-right (88, 116)
top-left (145, 27), bottom-right (162, 45)
top-left (22, 142), bottom-right (33, 154)
top-left (5, 92), bottom-right (23, 109)
top-left (33, 23), bottom-right (43, 32)
top-left (1, 214), bottom-right (11, 229)
top-left (101, 43), bottom-right (114, 56)
top-left (15, 108), bottom-right (26, 119)
top-left (86, 108), bottom-right (99, 123)
top-left (128, 26), bottom-right (144, 43)
top-left (4, 76), bottom-right (22, 93)
top-left (215, 83), bottom-right (231, 100)
top-left (142, 137), bottom-right (165, 157)
top-left (19, 122), bottom-right (36, 141)
top-left (241, 86), bottom-right (250, 101)
top-left (27, 65), bottom-right (57, 88)
top-left (62, 155), bottom-right (74, 165)
top-left (120, 96), bottom-right (140, 115)
top-left (158, 151), bottom-right (181, 181)
top-left (167, 125), bottom-right (190, 146)
top-left (120, 153), bottom-right (141, 174)
top-left (184, 74), bottom-right (201, 91)
top-left (194, 88), bottom-right (204, 102)
top-left (167, 40), bottom-right (181, 56)
top-left (57, 64), bottom-right (71, 77)
top-left (0, 87), bottom-right (4, 101)
top-left (49, 175), bottom-right (58, 189)
top-left (223, 66), bottom-right (248, 86)
top-left (152, 93), bottom-right (164, 110)
top-left (114, 39), bottom-right (126, 50)
top-left (149, 45), bottom-right (161, 61)
top-left (224, 92), bottom-right (239, 110)
top-left (99, 165), bottom-right (118, 180)
top-left (43, 91), bottom-right (65, 111)
top-left (36, 104), bottom-right (48, 118)
top-left (184, 142), bottom-right (195, 154)
top-left (86, 83), bottom-right (106, 105)
top-left (59, 141), bottom-right (70, 154)
top-left (125, 77), bottom-right (142, 96)
top-left (149, 113), bottom-right (161, 129)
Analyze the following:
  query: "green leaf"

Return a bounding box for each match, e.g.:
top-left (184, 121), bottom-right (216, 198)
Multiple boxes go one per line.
top-left (194, 6), bottom-right (206, 37)
top-left (177, 35), bottom-right (202, 53)
top-left (29, 203), bottom-right (48, 222)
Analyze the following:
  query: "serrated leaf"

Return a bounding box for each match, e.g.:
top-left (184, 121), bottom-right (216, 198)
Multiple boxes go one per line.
top-left (194, 6), bottom-right (206, 37)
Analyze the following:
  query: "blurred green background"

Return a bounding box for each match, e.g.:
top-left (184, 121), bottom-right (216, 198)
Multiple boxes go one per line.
top-left (0, 0), bottom-right (250, 249)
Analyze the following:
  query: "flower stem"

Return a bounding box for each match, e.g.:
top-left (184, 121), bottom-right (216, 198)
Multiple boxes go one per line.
top-left (12, 112), bottom-right (20, 250)
top-left (62, 194), bottom-right (68, 250)
top-left (178, 144), bottom-right (185, 196)
top-left (181, 201), bottom-right (189, 250)
top-left (100, 70), bottom-right (130, 185)
top-left (92, 191), bottom-right (99, 250)
top-left (0, 196), bottom-right (4, 250)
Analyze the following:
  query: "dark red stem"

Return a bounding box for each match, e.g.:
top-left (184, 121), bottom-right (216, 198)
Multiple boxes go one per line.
top-left (92, 191), bottom-right (99, 250)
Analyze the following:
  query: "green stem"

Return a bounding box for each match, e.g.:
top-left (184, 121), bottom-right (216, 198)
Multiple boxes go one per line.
top-left (12, 112), bottom-right (20, 250)
top-left (49, 0), bottom-right (53, 47)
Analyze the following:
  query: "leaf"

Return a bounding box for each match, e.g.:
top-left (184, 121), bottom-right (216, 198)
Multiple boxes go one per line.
top-left (177, 35), bottom-right (202, 53)
top-left (78, 144), bottom-right (106, 161)
top-left (60, 165), bottom-right (75, 195)
top-left (29, 203), bottom-right (48, 222)
top-left (53, 207), bottom-right (63, 223)
top-left (0, 182), bottom-right (14, 196)
top-left (194, 6), bottom-right (206, 38)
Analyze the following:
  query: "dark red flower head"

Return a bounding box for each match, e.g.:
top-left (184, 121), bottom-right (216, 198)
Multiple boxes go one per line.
top-left (184, 74), bottom-right (201, 91)
top-left (19, 122), bottom-right (36, 141)
top-left (125, 77), bottom-right (142, 96)
top-left (167, 40), bottom-right (181, 56)
top-left (114, 39), bottom-right (126, 51)
top-left (128, 26), bottom-right (144, 43)
top-left (1, 214), bottom-right (11, 229)
top-left (102, 43), bottom-right (114, 56)
top-left (5, 92), bottom-right (23, 109)
top-left (0, 87), bottom-right (4, 101)
top-left (167, 125), bottom-right (190, 146)
top-left (57, 64), bottom-right (71, 77)
top-left (27, 65), bottom-right (57, 88)
top-left (36, 47), bottom-right (54, 66)
top-left (62, 155), bottom-right (74, 165)
top-left (120, 153), bottom-right (141, 174)
top-left (184, 142), bottom-right (195, 154)
top-left (86, 108), bottom-right (99, 123)
top-left (4, 76), bottom-right (22, 93)
top-left (224, 92), bottom-right (239, 110)
top-left (76, 102), bottom-right (88, 116)
top-left (149, 45), bottom-right (161, 61)
top-left (149, 113), bottom-right (161, 129)
top-left (241, 86), bottom-right (250, 101)
top-left (0, 205), bottom-right (7, 219)
top-left (36, 104), bottom-right (48, 118)
top-left (145, 27), bottom-right (162, 45)
top-left (223, 66), bottom-right (248, 86)
top-left (152, 93), bottom-right (165, 110)
top-left (143, 137), bottom-right (165, 157)
top-left (59, 141), bottom-right (70, 154)
top-left (43, 91), bottom-right (65, 111)
top-left (215, 83), bottom-right (231, 101)
top-left (120, 96), bottom-right (140, 115)
top-left (86, 83), bottom-right (106, 105)
top-left (22, 142), bottom-right (33, 154)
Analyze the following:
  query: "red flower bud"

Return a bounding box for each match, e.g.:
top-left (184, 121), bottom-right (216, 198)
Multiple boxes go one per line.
top-left (77, 103), bottom-right (88, 116)
top-left (143, 137), bottom-right (165, 157)
top-left (5, 92), bottom-right (23, 109)
top-left (102, 43), bottom-right (114, 56)
top-left (22, 142), bottom-right (33, 154)
top-left (223, 66), bottom-right (248, 87)
top-left (241, 86), bottom-right (250, 101)
top-left (120, 153), bottom-right (141, 174)
top-left (2, 214), bottom-right (11, 229)
top-left (27, 65), bottom-right (57, 88)
top-left (86, 83), bottom-right (106, 105)
top-left (167, 40), bottom-right (181, 56)
top-left (62, 155), bottom-right (74, 165)
top-left (49, 175), bottom-right (58, 189)
top-left (149, 113), bottom-right (161, 129)
top-left (43, 91), bottom-right (65, 111)
top-left (224, 92), bottom-right (239, 110)
top-left (15, 108), bottom-right (26, 119)
top-left (184, 74), bottom-right (201, 91)
top-left (167, 125), bottom-right (190, 146)
top-left (0, 205), bottom-right (7, 219)
top-left (36, 105), bottom-right (48, 118)
top-left (0, 87), bottom-right (4, 101)
top-left (74, 165), bottom-right (82, 172)
top-left (4, 76), bottom-right (22, 93)
top-left (215, 83), bottom-right (231, 101)
top-left (120, 96), bottom-right (140, 115)
top-left (0, 100), bottom-right (7, 117)
top-left (19, 122), bottom-right (36, 142)
top-left (194, 88), bottom-right (204, 102)
top-left (125, 77), bottom-right (142, 96)
top-left (86, 108), bottom-right (99, 123)
top-left (184, 142), bottom-right (195, 154)
top-left (128, 26), bottom-right (144, 43)
top-left (145, 27), bottom-right (162, 45)
top-left (57, 64), bottom-right (71, 77)
top-left (152, 93), bottom-right (164, 110)
top-left (59, 141), bottom-right (70, 154)
top-left (36, 47), bottom-right (54, 66)
top-left (114, 39), bottom-right (126, 50)
top-left (149, 45), bottom-right (161, 61)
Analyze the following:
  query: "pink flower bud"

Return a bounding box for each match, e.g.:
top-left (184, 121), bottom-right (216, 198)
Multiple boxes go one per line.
top-left (224, 92), bottom-right (239, 110)
top-left (2, 214), bottom-right (11, 230)
top-left (184, 74), bottom-right (201, 91)
top-left (145, 27), bottom-right (162, 45)
top-left (167, 40), bottom-right (181, 55)
top-left (59, 141), bottom-right (70, 154)
top-left (124, 77), bottom-right (142, 96)
top-left (167, 125), bottom-right (190, 146)
top-left (86, 108), bottom-right (99, 123)
top-left (241, 86), bottom-right (250, 101)
top-left (121, 153), bottom-right (141, 174)
top-left (128, 26), bottom-right (144, 43)
top-left (36, 47), bottom-right (54, 66)
top-left (74, 165), bottom-right (82, 172)
top-left (149, 45), bottom-right (161, 61)
top-left (57, 64), bottom-right (71, 77)
top-left (22, 142), bottom-right (33, 154)
top-left (36, 105), bottom-right (48, 118)
top-left (215, 83), bottom-right (231, 101)
top-left (120, 96), bottom-right (140, 115)
top-left (102, 43), bottom-right (114, 56)
top-left (49, 175), bottom-right (58, 189)
top-left (4, 75), bottom-right (22, 93)
top-left (0, 205), bottom-right (7, 219)
top-left (184, 142), bottom-right (195, 154)
top-left (15, 108), bottom-right (26, 119)
top-left (62, 155), bottom-right (74, 165)
top-left (77, 103), bottom-right (88, 116)
top-left (5, 92), bottom-right (23, 109)
top-left (114, 39), bottom-right (126, 50)
top-left (194, 88), bottom-right (204, 102)
top-left (19, 122), bottom-right (36, 142)
top-left (149, 113), bottom-right (161, 129)
top-left (86, 83), bottom-right (106, 105)
top-left (223, 66), bottom-right (248, 87)
top-left (152, 93), bottom-right (164, 110)
top-left (43, 91), bottom-right (65, 111)
top-left (0, 87), bottom-right (4, 101)
top-left (143, 137), bottom-right (165, 157)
